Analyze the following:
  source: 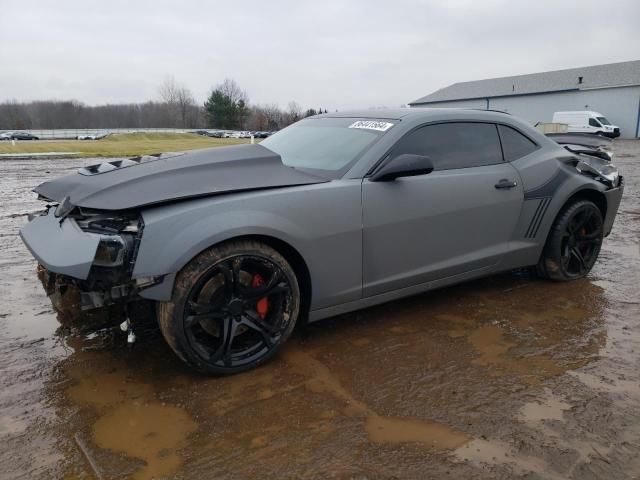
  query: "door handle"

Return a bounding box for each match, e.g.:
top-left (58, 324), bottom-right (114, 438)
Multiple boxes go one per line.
top-left (495, 179), bottom-right (518, 189)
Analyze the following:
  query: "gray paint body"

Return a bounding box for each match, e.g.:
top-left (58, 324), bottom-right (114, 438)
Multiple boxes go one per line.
top-left (20, 108), bottom-right (624, 322)
top-left (34, 144), bottom-right (327, 210)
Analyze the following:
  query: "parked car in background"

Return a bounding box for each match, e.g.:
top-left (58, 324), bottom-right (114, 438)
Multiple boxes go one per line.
top-left (11, 132), bottom-right (39, 140)
top-left (20, 109), bottom-right (623, 375)
top-left (191, 130), bottom-right (210, 136)
top-left (208, 131), bottom-right (226, 138)
top-left (0, 131), bottom-right (14, 140)
top-left (552, 111), bottom-right (620, 138)
top-left (76, 133), bottom-right (109, 140)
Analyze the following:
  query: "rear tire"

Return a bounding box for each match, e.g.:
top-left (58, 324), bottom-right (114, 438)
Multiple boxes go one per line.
top-left (537, 200), bottom-right (603, 281)
top-left (158, 240), bottom-right (300, 375)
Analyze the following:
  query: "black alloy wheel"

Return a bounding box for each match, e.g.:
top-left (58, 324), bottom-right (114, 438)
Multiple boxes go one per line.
top-left (158, 240), bottom-right (300, 374)
top-left (538, 200), bottom-right (604, 281)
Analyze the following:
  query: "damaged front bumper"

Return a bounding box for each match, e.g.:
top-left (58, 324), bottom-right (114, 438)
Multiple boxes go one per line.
top-left (21, 207), bottom-right (165, 311)
top-left (20, 207), bottom-right (101, 280)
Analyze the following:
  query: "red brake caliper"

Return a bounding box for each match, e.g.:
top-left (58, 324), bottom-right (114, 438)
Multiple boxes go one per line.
top-left (251, 274), bottom-right (270, 320)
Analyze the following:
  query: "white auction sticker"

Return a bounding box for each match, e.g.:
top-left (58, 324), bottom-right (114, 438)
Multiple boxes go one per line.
top-left (348, 120), bottom-right (394, 132)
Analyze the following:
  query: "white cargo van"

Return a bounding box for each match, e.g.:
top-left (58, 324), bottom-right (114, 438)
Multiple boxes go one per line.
top-left (552, 111), bottom-right (620, 138)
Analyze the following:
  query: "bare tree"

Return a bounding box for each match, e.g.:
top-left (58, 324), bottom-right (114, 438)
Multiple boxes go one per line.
top-left (246, 107), bottom-right (268, 131)
top-left (158, 76), bottom-right (197, 127)
top-left (158, 76), bottom-right (181, 104)
top-left (284, 101), bottom-right (303, 125)
top-left (0, 84), bottom-right (312, 131)
top-left (218, 78), bottom-right (248, 106)
top-left (260, 103), bottom-right (282, 130)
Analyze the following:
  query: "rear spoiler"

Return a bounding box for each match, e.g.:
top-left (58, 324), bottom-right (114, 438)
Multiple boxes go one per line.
top-left (546, 133), bottom-right (613, 161)
top-left (546, 132), bottom-right (612, 149)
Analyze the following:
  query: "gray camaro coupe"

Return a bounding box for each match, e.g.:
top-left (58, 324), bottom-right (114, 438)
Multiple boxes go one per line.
top-left (20, 109), bottom-right (623, 374)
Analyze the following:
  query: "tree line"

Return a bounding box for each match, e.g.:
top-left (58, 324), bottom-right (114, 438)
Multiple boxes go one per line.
top-left (0, 77), bottom-right (329, 131)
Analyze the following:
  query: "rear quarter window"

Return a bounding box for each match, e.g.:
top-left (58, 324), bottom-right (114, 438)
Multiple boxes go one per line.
top-left (498, 125), bottom-right (539, 162)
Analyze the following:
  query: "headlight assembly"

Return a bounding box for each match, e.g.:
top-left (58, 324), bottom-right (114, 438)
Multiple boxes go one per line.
top-left (93, 236), bottom-right (127, 266)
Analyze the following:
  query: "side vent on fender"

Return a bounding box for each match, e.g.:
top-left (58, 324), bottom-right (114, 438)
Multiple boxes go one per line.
top-left (525, 197), bottom-right (551, 238)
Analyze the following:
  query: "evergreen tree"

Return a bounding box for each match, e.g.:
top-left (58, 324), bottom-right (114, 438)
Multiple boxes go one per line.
top-left (203, 79), bottom-right (249, 129)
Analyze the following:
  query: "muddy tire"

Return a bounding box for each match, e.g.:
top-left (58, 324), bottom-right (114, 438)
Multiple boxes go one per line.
top-left (157, 240), bottom-right (300, 375)
top-left (537, 200), bottom-right (604, 281)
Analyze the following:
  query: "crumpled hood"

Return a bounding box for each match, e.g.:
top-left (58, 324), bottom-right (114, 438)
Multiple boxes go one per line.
top-left (34, 144), bottom-right (328, 211)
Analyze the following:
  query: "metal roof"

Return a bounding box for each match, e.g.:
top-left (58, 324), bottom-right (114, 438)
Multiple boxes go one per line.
top-left (409, 60), bottom-right (640, 105)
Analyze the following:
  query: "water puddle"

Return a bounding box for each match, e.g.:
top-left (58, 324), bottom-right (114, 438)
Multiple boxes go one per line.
top-left (520, 389), bottom-right (571, 424)
top-left (456, 438), bottom-right (566, 480)
top-left (447, 315), bottom-right (580, 385)
top-left (66, 368), bottom-right (154, 407)
top-left (283, 348), bottom-right (471, 449)
top-left (365, 415), bottom-right (470, 448)
top-left (92, 400), bottom-right (197, 480)
top-left (64, 358), bottom-right (197, 479)
top-left (468, 324), bottom-right (514, 366)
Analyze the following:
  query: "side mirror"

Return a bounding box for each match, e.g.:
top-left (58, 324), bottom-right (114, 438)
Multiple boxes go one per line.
top-left (370, 154), bottom-right (434, 182)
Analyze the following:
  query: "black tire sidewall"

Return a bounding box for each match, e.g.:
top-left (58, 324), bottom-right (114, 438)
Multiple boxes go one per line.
top-left (158, 240), bottom-right (300, 375)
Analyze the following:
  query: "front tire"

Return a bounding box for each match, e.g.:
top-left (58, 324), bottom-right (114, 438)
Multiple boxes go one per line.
top-left (158, 240), bottom-right (300, 375)
top-left (537, 200), bottom-right (604, 281)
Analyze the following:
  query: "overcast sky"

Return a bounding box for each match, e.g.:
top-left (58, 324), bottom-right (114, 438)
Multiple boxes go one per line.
top-left (1, 0), bottom-right (639, 110)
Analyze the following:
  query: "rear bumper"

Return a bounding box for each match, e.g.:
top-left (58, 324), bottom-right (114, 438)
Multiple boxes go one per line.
top-left (20, 208), bottom-right (100, 280)
top-left (603, 177), bottom-right (624, 236)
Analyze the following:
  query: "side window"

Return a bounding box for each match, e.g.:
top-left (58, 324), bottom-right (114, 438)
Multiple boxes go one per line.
top-left (391, 122), bottom-right (503, 170)
top-left (498, 125), bottom-right (539, 162)
top-left (589, 118), bottom-right (600, 127)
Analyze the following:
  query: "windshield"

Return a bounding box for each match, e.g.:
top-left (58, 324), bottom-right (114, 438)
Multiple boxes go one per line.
top-left (261, 117), bottom-right (393, 177)
top-left (596, 116), bottom-right (611, 126)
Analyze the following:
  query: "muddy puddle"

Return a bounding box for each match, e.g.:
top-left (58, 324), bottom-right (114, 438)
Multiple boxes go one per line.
top-left (1, 142), bottom-right (640, 479)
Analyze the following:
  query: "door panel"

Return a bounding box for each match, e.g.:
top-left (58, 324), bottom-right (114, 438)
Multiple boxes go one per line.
top-left (362, 163), bottom-right (523, 297)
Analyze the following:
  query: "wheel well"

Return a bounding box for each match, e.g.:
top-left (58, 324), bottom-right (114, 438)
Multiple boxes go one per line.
top-left (564, 188), bottom-right (607, 219)
top-left (225, 234), bottom-right (312, 322)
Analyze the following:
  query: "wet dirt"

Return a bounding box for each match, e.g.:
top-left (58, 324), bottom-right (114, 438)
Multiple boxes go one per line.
top-left (1, 142), bottom-right (639, 479)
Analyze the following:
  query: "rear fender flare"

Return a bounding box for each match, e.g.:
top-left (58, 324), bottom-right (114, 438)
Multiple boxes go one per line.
top-left (533, 181), bottom-right (607, 257)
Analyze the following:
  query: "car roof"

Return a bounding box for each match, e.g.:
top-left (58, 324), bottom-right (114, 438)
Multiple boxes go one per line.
top-left (320, 107), bottom-right (514, 121)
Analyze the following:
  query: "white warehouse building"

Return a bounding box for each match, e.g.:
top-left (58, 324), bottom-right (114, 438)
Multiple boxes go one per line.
top-left (409, 60), bottom-right (640, 139)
